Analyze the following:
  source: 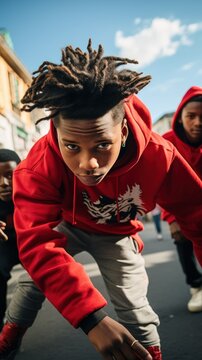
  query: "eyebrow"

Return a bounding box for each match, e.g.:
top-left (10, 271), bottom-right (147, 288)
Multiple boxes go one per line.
top-left (62, 138), bottom-right (79, 143)
top-left (61, 137), bottom-right (113, 143)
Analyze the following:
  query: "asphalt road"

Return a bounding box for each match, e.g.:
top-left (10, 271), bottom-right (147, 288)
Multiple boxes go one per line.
top-left (8, 220), bottom-right (202, 360)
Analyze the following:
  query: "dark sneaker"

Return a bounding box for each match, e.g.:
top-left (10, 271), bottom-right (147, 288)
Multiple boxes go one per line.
top-left (147, 346), bottom-right (162, 360)
top-left (0, 323), bottom-right (27, 360)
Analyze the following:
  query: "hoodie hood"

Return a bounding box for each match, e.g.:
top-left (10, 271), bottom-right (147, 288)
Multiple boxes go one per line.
top-left (163, 86), bottom-right (202, 179)
top-left (172, 86), bottom-right (202, 136)
top-left (124, 94), bottom-right (152, 157)
top-left (47, 94), bottom-right (152, 177)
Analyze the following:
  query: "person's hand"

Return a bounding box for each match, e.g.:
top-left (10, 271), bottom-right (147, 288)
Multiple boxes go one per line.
top-left (169, 221), bottom-right (186, 243)
top-left (0, 221), bottom-right (8, 241)
top-left (87, 316), bottom-right (152, 360)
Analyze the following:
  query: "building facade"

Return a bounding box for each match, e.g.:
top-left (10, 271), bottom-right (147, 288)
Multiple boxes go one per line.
top-left (0, 29), bottom-right (47, 159)
top-left (152, 112), bottom-right (174, 135)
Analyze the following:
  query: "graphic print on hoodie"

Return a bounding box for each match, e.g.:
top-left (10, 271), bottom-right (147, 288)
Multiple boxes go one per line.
top-left (82, 184), bottom-right (146, 224)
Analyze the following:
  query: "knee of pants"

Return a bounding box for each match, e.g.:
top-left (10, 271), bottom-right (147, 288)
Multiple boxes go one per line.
top-left (115, 301), bottom-right (160, 326)
top-left (17, 273), bottom-right (45, 303)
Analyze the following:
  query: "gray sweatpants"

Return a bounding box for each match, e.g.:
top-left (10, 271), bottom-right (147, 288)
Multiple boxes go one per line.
top-left (7, 221), bottom-right (160, 346)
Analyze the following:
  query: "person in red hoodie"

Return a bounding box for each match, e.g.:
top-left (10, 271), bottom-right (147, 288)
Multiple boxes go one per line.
top-left (0, 149), bottom-right (21, 331)
top-left (0, 40), bottom-right (201, 360)
top-left (162, 86), bottom-right (202, 313)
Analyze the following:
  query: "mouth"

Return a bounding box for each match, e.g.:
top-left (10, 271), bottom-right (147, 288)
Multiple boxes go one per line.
top-left (77, 174), bottom-right (105, 186)
top-left (0, 189), bottom-right (12, 196)
top-left (192, 129), bottom-right (202, 134)
top-left (0, 193), bottom-right (12, 200)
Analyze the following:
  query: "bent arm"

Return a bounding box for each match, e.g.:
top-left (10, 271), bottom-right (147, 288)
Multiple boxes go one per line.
top-left (13, 169), bottom-right (107, 328)
top-left (156, 149), bottom-right (202, 264)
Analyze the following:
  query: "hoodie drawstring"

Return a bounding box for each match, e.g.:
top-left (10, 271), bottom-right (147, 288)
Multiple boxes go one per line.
top-left (116, 177), bottom-right (120, 223)
top-left (72, 175), bottom-right (77, 225)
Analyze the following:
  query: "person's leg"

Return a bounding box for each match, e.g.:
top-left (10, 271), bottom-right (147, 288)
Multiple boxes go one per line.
top-left (61, 225), bottom-right (162, 357)
top-left (152, 214), bottom-right (163, 240)
top-left (175, 239), bottom-right (202, 312)
top-left (0, 237), bottom-right (19, 328)
top-left (6, 272), bottom-right (45, 326)
top-left (0, 221), bottom-right (83, 358)
top-left (90, 234), bottom-right (160, 347)
top-left (0, 274), bottom-right (7, 330)
top-left (1, 221), bottom-right (82, 331)
top-left (0, 272), bottom-right (46, 359)
top-left (175, 239), bottom-right (202, 287)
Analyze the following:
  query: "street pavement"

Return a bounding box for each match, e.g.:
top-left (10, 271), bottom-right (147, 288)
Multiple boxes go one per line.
top-left (8, 220), bottom-right (202, 360)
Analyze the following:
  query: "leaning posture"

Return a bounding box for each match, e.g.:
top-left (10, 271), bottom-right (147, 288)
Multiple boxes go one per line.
top-left (1, 40), bottom-right (202, 360)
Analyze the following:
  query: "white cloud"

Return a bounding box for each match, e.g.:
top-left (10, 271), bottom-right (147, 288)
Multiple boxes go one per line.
top-left (149, 78), bottom-right (184, 93)
top-left (187, 23), bottom-right (202, 33)
top-left (198, 68), bottom-right (202, 75)
top-left (181, 62), bottom-right (195, 71)
top-left (115, 18), bottom-right (202, 67)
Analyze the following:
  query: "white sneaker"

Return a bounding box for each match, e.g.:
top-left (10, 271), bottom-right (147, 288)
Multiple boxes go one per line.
top-left (187, 287), bottom-right (202, 312)
top-left (157, 233), bottom-right (163, 240)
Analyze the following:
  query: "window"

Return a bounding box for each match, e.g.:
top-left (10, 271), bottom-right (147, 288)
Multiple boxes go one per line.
top-left (8, 72), bottom-right (21, 115)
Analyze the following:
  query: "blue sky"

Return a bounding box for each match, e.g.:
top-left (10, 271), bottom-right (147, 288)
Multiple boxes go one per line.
top-left (1, 0), bottom-right (202, 122)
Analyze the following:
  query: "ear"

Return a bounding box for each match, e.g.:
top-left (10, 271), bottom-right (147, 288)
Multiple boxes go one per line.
top-left (121, 118), bottom-right (129, 144)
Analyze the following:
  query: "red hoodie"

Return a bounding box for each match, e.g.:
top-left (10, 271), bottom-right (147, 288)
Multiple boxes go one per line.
top-left (162, 86), bottom-right (202, 224)
top-left (13, 94), bottom-right (202, 328)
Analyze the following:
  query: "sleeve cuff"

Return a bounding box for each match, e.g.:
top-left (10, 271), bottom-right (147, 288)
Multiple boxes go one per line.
top-left (79, 308), bottom-right (108, 334)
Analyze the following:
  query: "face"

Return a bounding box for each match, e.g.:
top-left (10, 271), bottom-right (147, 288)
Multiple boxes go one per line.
top-left (0, 161), bottom-right (17, 201)
top-left (56, 111), bottom-right (128, 186)
top-left (180, 101), bottom-right (202, 144)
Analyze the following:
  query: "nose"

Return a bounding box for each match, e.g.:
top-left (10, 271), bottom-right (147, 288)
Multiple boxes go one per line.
top-left (195, 116), bottom-right (202, 125)
top-left (0, 176), bottom-right (9, 186)
top-left (79, 155), bottom-right (99, 172)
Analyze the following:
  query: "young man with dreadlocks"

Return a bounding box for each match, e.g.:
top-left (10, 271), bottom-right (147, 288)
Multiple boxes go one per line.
top-left (162, 86), bottom-right (202, 313)
top-left (0, 40), bottom-right (202, 360)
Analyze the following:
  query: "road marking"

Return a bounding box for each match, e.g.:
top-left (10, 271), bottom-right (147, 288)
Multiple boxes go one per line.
top-left (143, 250), bottom-right (176, 268)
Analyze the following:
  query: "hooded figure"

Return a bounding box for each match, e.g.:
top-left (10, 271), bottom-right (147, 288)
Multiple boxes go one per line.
top-left (0, 149), bottom-right (21, 330)
top-left (162, 86), bottom-right (202, 313)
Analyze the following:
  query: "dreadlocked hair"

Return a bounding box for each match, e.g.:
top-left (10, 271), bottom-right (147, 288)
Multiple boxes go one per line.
top-left (21, 39), bottom-right (151, 124)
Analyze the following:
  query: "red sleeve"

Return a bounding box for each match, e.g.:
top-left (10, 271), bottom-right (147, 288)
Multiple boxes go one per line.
top-left (13, 169), bottom-right (107, 328)
top-left (156, 148), bottom-right (202, 265)
top-left (161, 208), bottom-right (176, 224)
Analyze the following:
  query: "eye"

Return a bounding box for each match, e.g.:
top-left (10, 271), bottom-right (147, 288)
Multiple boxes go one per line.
top-left (187, 113), bottom-right (195, 120)
top-left (6, 173), bottom-right (12, 180)
top-left (97, 142), bottom-right (112, 150)
top-left (64, 144), bottom-right (79, 151)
